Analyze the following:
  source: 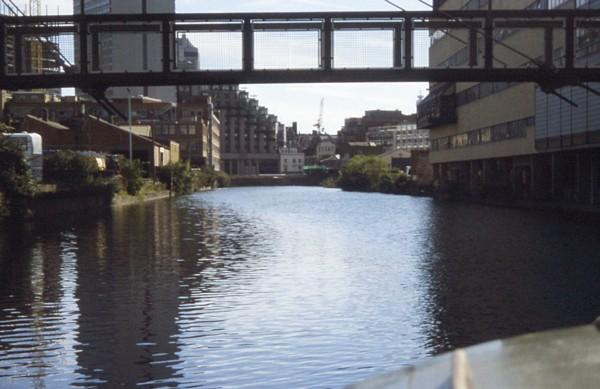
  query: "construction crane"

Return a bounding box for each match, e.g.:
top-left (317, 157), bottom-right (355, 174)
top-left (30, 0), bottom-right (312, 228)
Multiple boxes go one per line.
top-left (313, 97), bottom-right (325, 134)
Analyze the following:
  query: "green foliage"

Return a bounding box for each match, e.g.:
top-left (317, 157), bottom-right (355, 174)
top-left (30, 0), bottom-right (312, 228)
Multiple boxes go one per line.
top-left (158, 161), bottom-right (193, 195)
top-left (378, 172), bottom-right (395, 193)
top-left (394, 171), bottom-right (409, 192)
top-left (119, 157), bottom-right (144, 195)
top-left (44, 150), bottom-right (99, 187)
top-left (338, 155), bottom-right (388, 192)
top-left (336, 155), bottom-right (413, 194)
top-left (0, 136), bottom-right (37, 202)
top-left (215, 170), bottom-right (231, 188)
top-left (158, 162), bottom-right (230, 195)
top-left (320, 176), bottom-right (338, 188)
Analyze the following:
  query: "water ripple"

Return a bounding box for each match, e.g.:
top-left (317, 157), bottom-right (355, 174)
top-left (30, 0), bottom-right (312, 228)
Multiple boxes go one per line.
top-left (1, 187), bottom-right (600, 387)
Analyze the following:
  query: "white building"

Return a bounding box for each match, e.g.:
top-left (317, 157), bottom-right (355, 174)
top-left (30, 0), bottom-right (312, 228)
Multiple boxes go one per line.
top-left (316, 139), bottom-right (336, 161)
top-left (366, 123), bottom-right (429, 151)
top-left (279, 147), bottom-right (305, 174)
top-left (74, 0), bottom-right (177, 103)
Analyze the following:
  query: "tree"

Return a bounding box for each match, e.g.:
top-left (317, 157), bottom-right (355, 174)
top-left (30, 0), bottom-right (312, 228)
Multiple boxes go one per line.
top-left (338, 155), bottom-right (387, 192)
top-left (119, 157), bottom-right (144, 195)
top-left (0, 136), bottom-right (37, 213)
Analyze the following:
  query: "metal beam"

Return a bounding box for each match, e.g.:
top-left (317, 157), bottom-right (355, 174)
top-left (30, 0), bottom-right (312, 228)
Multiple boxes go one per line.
top-left (253, 21), bottom-right (322, 30)
top-left (175, 23), bottom-right (242, 32)
top-left (321, 17), bottom-right (333, 71)
top-left (2, 9), bottom-right (600, 89)
top-left (7, 26), bottom-right (76, 34)
top-left (89, 24), bottom-right (161, 33)
top-left (3, 9), bottom-right (600, 25)
top-left (4, 68), bottom-right (600, 90)
top-left (242, 19), bottom-right (253, 72)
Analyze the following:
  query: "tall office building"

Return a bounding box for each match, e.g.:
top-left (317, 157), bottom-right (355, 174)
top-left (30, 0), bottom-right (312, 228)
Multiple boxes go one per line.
top-left (73, 0), bottom-right (176, 102)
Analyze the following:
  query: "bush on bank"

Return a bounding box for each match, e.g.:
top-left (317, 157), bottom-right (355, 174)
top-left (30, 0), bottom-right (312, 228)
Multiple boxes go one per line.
top-left (338, 155), bottom-right (388, 192)
top-left (337, 155), bottom-right (410, 194)
top-left (44, 150), bottom-right (99, 188)
top-left (157, 162), bottom-right (230, 195)
top-left (0, 136), bottom-right (37, 215)
top-left (118, 157), bottom-right (144, 196)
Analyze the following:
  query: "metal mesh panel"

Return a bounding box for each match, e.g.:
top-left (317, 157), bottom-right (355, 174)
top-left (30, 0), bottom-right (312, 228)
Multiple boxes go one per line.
top-left (333, 30), bottom-right (394, 68)
top-left (254, 30), bottom-right (320, 69)
top-left (93, 31), bottom-right (163, 73)
top-left (413, 29), bottom-right (431, 68)
top-left (175, 31), bottom-right (242, 71)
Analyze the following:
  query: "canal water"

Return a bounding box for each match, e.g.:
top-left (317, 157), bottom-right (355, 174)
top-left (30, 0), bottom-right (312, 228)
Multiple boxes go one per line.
top-left (1, 186), bottom-right (599, 388)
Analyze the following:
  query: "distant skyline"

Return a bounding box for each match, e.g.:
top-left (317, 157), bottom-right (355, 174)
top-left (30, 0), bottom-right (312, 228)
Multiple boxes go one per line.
top-left (17, 0), bottom-right (429, 133)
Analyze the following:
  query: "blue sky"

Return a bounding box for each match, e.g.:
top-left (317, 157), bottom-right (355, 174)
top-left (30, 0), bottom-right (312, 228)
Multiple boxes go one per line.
top-left (21, 0), bottom-right (429, 133)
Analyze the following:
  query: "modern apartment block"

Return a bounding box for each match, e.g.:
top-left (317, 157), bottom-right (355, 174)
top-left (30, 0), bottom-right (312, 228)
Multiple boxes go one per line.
top-left (73, 0), bottom-right (177, 103)
top-left (338, 110), bottom-right (418, 155)
top-left (418, 0), bottom-right (600, 204)
top-left (179, 85), bottom-right (279, 175)
top-left (366, 123), bottom-right (428, 151)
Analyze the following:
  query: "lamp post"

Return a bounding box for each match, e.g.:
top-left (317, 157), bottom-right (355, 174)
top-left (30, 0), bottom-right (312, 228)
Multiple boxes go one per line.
top-left (127, 88), bottom-right (132, 161)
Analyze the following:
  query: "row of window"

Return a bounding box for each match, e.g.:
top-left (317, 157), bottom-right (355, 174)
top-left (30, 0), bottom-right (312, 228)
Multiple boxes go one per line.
top-left (431, 117), bottom-right (534, 151)
top-left (456, 82), bottom-right (520, 107)
top-left (154, 124), bottom-right (198, 136)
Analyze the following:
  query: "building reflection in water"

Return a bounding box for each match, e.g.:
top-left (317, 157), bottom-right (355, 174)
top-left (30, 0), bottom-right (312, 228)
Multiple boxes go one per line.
top-left (0, 197), bottom-right (263, 388)
top-left (73, 201), bottom-right (184, 387)
top-left (0, 222), bottom-right (87, 388)
top-left (419, 202), bottom-right (600, 354)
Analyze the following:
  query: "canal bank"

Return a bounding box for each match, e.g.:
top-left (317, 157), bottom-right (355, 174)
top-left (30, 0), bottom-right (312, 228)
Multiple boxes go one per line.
top-left (4, 184), bottom-right (217, 220)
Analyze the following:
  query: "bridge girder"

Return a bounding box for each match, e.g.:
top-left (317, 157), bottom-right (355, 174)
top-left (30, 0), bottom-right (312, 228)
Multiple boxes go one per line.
top-left (1, 10), bottom-right (600, 90)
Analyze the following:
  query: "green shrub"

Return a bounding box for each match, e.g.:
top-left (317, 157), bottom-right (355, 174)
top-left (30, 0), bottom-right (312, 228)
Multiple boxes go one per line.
top-left (320, 176), bottom-right (338, 188)
top-left (119, 157), bottom-right (144, 195)
top-left (394, 171), bottom-right (409, 193)
top-left (215, 170), bottom-right (231, 188)
top-left (44, 150), bottom-right (99, 187)
top-left (338, 155), bottom-right (387, 192)
top-left (158, 163), bottom-right (230, 194)
top-left (378, 172), bottom-right (395, 193)
top-left (158, 161), bottom-right (194, 195)
top-left (0, 136), bottom-right (37, 201)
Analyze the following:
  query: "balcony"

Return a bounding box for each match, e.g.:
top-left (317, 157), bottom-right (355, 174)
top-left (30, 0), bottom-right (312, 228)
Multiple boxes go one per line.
top-left (417, 83), bottom-right (457, 129)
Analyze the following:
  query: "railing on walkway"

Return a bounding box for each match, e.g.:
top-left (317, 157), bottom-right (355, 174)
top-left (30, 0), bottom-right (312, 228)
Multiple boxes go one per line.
top-left (1, 10), bottom-right (600, 89)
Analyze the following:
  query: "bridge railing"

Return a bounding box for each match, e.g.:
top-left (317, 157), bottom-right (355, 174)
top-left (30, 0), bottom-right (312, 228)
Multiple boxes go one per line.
top-left (1, 10), bottom-right (600, 89)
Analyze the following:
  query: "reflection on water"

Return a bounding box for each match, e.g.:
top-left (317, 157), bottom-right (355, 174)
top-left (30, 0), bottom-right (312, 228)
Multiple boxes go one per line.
top-left (0, 187), bottom-right (599, 388)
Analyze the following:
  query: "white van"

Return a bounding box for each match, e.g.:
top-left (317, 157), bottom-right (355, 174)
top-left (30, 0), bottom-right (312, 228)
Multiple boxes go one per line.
top-left (6, 133), bottom-right (43, 181)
